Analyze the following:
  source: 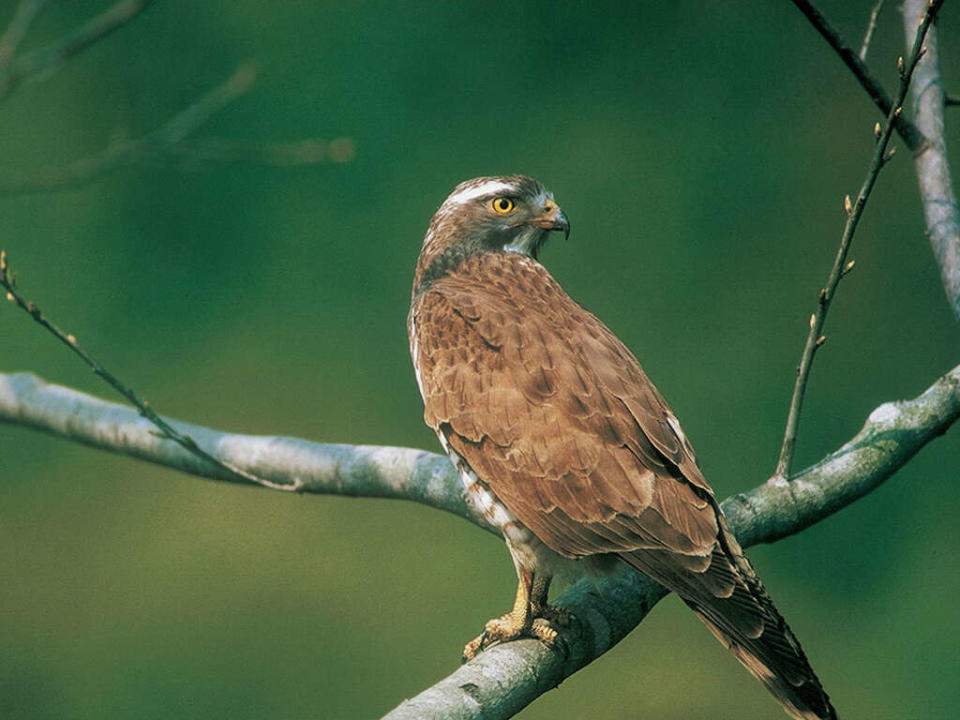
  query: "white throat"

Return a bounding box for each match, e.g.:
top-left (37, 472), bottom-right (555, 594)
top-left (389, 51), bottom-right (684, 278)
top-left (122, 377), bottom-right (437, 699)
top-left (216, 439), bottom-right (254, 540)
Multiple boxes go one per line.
top-left (503, 225), bottom-right (546, 257)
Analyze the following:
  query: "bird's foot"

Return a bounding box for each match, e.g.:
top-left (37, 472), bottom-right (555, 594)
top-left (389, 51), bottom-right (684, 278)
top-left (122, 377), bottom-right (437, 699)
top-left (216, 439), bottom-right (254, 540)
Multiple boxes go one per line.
top-left (462, 606), bottom-right (571, 662)
top-left (532, 602), bottom-right (573, 629)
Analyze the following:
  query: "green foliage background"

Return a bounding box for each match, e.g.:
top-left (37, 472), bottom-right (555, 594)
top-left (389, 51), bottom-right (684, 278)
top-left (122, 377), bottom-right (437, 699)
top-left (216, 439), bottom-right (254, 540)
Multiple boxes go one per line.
top-left (1, 2), bottom-right (958, 718)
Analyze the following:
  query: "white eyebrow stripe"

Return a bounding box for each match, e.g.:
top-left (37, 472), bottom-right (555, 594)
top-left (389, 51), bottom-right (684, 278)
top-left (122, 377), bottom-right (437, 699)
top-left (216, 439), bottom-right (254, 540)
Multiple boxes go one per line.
top-left (445, 180), bottom-right (516, 205)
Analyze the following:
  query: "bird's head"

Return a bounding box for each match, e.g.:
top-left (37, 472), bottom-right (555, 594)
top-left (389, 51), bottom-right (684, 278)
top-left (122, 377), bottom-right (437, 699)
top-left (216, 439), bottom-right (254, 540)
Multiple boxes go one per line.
top-left (413, 175), bottom-right (569, 295)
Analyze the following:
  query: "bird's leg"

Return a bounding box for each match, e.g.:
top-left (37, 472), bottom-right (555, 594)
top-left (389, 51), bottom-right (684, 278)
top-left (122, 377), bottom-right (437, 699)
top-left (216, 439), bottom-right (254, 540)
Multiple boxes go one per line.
top-left (462, 569), bottom-right (569, 661)
top-left (529, 574), bottom-right (572, 630)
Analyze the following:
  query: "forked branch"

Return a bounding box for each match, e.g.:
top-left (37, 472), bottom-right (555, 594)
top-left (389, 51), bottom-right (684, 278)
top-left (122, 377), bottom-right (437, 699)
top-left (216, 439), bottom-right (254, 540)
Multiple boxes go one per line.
top-left (0, 0), bottom-right (53, 71)
top-left (790, 0), bottom-right (928, 152)
top-left (0, 364), bottom-right (957, 720)
top-left (0, 0), bottom-right (155, 103)
top-left (0, 2), bottom-right (353, 194)
top-left (0, 64), bottom-right (354, 194)
top-left (774, 0), bottom-right (944, 481)
top-left (0, 251), bottom-right (302, 493)
top-left (0, 3), bottom-right (954, 719)
top-left (793, 0), bottom-right (959, 323)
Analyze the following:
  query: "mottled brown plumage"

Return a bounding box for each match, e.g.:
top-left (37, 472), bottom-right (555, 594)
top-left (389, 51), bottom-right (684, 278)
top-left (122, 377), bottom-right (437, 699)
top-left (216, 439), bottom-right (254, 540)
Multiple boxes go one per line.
top-left (409, 175), bottom-right (836, 719)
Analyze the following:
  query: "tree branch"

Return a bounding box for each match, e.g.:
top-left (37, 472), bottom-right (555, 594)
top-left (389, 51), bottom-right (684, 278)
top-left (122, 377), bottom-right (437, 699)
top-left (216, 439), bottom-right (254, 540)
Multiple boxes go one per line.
top-left (0, 64), bottom-right (354, 194)
top-left (1, 249), bottom-right (347, 494)
top-left (0, 0), bottom-right (155, 103)
top-left (859, 0), bottom-right (885, 62)
top-left (0, 5), bottom-right (951, 718)
top-left (902, 0), bottom-right (960, 323)
top-left (0, 0), bottom-right (52, 72)
top-left (0, 371), bottom-right (495, 534)
top-left (790, 0), bottom-right (928, 152)
top-left (0, 364), bottom-right (957, 719)
top-left (385, 364), bottom-right (960, 719)
top-left (774, 0), bottom-right (942, 481)
top-left (792, 0), bottom-right (958, 321)
top-left (0, 2), bottom-right (352, 193)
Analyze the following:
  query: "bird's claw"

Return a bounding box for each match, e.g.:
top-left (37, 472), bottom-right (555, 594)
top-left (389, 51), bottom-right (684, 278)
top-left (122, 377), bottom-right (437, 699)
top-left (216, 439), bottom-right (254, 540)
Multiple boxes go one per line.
top-left (461, 609), bottom-right (572, 662)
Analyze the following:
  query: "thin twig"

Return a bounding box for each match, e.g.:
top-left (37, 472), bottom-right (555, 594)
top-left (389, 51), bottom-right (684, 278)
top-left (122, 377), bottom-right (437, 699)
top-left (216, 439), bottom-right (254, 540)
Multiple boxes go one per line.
top-left (790, 0), bottom-right (928, 153)
top-left (155, 136), bottom-right (356, 166)
top-left (945, 95), bottom-right (960, 107)
top-left (0, 0), bottom-right (155, 103)
top-left (0, 0), bottom-right (51, 71)
top-left (0, 251), bottom-right (302, 493)
top-left (0, 63), bottom-right (352, 194)
top-left (860, 0), bottom-right (886, 61)
top-left (774, 0), bottom-right (944, 482)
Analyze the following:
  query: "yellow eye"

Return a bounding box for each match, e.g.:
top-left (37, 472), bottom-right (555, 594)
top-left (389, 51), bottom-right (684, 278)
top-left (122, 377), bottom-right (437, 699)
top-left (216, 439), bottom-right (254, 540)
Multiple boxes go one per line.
top-left (491, 197), bottom-right (516, 214)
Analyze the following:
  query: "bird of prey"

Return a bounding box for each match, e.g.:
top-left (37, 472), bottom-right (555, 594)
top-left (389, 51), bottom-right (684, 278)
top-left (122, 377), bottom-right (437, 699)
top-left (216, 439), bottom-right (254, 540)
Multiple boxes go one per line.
top-left (408, 175), bottom-right (836, 720)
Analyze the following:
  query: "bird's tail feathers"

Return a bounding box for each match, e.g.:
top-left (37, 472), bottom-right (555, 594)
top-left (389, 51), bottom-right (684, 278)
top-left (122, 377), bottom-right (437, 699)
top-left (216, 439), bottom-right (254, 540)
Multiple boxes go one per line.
top-left (620, 527), bottom-right (837, 720)
top-left (684, 592), bottom-right (836, 720)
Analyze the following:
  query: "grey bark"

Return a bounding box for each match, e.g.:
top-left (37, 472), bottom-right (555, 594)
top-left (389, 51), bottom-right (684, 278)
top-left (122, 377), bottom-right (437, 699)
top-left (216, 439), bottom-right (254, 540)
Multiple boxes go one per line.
top-left (2, 365), bottom-right (958, 719)
top-left (902, 0), bottom-right (960, 322)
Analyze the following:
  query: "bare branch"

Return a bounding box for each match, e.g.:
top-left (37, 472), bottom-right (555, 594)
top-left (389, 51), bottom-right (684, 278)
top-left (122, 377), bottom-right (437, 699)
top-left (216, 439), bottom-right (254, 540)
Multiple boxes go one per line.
top-left (792, 0), bottom-right (958, 321)
top-left (0, 364), bottom-right (956, 720)
top-left (0, 251), bottom-right (301, 493)
top-left (383, 364), bottom-right (960, 720)
top-left (0, 64), bottom-right (353, 194)
top-left (139, 136), bottom-right (356, 167)
top-left (790, 0), bottom-right (927, 152)
top-left (0, 2), bottom-right (349, 192)
top-left (0, 372), bottom-right (494, 533)
top-left (774, 0), bottom-right (942, 482)
top-left (902, 0), bottom-right (960, 323)
top-left (860, 0), bottom-right (885, 61)
top-left (0, 0), bottom-right (52, 71)
top-left (0, 0), bottom-right (155, 103)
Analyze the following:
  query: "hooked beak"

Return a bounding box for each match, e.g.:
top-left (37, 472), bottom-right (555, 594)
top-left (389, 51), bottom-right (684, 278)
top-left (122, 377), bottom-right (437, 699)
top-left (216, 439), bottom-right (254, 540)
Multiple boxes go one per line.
top-left (535, 201), bottom-right (571, 240)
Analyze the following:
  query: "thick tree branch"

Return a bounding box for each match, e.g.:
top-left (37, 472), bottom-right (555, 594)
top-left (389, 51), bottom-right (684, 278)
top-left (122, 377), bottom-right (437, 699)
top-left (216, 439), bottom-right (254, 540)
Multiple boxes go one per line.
top-left (0, 371), bottom-right (496, 533)
top-left (0, 7), bottom-right (951, 718)
top-left (389, 365), bottom-right (960, 718)
top-left (902, 0), bottom-right (960, 322)
top-left (383, 363), bottom-right (960, 719)
top-left (1, 364), bottom-right (957, 719)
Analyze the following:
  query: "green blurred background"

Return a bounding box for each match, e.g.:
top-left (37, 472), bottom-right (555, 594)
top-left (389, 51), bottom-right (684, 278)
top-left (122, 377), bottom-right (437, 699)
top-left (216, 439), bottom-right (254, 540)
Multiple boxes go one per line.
top-left (1, 2), bottom-right (958, 718)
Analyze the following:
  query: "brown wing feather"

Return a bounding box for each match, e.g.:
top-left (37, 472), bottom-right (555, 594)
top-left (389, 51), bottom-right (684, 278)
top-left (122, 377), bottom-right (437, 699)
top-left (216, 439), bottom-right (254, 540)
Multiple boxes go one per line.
top-left (414, 254), bottom-right (720, 558)
top-left (411, 252), bottom-right (835, 720)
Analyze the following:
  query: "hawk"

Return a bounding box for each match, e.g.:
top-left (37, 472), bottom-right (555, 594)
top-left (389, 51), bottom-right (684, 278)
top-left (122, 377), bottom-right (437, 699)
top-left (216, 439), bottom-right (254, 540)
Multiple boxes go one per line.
top-left (408, 175), bottom-right (836, 720)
